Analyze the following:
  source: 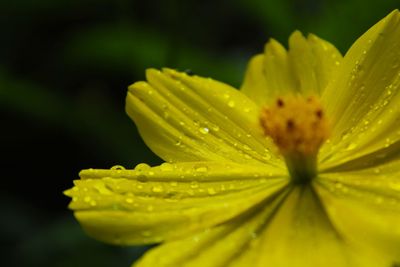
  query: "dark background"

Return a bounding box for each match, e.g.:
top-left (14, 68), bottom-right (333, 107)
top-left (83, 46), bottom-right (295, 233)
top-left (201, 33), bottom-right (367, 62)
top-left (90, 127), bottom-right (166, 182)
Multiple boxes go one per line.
top-left (1, 0), bottom-right (399, 266)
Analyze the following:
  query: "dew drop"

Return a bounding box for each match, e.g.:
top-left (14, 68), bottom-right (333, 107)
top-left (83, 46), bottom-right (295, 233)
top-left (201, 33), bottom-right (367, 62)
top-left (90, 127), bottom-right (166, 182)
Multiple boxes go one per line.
top-left (190, 181), bottom-right (199, 188)
top-left (384, 138), bottom-right (391, 148)
top-left (345, 142), bottom-right (357, 151)
top-left (160, 163), bottom-right (173, 171)
top-left (211, 125), bottom-right (220, 132)
top-left (111, 165), bottom-right (126, 170)
top-left (175, 140), bottom-right (182, 146)
top-left (169, 181), bottom-right (178, 187)
top-left (126, 198), bottom-right (134, 203)
top-left (135, 163), bottom-right (151, 171)
top-left (263, 153), bottom-right (271, 161)
top-left (199, 127), bottom-right (209, 134)
top-left (152, 185), bottom-right (163, 193)
top-left (137, 174), bottom-right (148, 183)
top-left (207, 187), bottom-right (217, 195)
top-left (195, 166), bottom-right (208, 172)
top-left (228, 100), bottom-right (235, 108)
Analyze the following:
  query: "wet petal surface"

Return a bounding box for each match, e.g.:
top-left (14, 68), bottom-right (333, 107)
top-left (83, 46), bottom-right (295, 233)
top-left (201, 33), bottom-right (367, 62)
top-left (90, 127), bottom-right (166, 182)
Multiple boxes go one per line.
top-left (127, 68), bottom-right (282, 166)
top-left (65, 162), bottom-right (288, 245)
top-left (320, 10), bottom-right (400, 170)
top-left (134, 186), bottom-right (390, 267)
top-left (316, 159), bottom-right (400, 262)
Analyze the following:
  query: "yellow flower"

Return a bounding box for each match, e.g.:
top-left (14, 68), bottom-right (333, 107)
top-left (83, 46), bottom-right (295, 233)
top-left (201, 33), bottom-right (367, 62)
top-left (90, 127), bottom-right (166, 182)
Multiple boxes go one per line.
top-left (65, 10), bottom-right (400, 267)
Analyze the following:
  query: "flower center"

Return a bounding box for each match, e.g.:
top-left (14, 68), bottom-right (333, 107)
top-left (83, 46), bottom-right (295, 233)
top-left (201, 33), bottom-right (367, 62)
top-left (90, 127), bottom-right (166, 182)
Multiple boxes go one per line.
top-left (260, 96), bottom-right (329, 184)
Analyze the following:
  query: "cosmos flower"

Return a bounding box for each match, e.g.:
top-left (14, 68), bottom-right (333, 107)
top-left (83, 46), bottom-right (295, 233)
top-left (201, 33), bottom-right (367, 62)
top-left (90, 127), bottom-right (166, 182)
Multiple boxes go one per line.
top-left (65, 10), bottom-right (400, 267)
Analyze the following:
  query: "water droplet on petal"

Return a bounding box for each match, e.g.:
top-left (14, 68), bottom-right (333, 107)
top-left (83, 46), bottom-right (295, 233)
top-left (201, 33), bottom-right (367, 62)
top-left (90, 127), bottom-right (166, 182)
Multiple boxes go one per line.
top-left (190, 181), bottom-right (199, 188)
top-left (195, 165), bottom-right (208, 172)
top-left (175, 140), bottom-right (182, 146)
top-left (152, 185), bottom-right (163, 193)
top-left (160, 163), bottom-right (173, 171)
top-left (211, 125), bottom-right (220, 132)
top-left (111, 165), bottom-right (125, 170)
top-left (135, 163), bottom-right (151, 171)
top-left (199, 127), bottom-right (209, 134)
top-left (345, 142), bottom-right (357, 151)
top-left (228, 100), bottom-right (235, 108)
top-left (207, 187), bottom-right (217, 195)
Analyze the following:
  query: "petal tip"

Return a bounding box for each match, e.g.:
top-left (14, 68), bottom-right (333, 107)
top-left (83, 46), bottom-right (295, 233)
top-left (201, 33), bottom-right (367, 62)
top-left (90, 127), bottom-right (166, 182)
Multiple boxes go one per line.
top-left (264, 38), bottom-right (286, 55)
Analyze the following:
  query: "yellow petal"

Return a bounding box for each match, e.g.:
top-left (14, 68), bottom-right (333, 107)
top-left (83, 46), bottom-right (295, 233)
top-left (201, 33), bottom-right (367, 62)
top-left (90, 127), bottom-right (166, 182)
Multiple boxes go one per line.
top-left (234, 186), bottom-right (386, 267)
top-left (134, 186), bottom-right (290, 267)
top-left (241, 32), bottom-right (342, 106)
top-left (315, 163), bottom-right (400, 263)
top-left (126, 68), bottom-right (282, 167)
top-left (288, 31), bottom-right (342, 96)
top-left (65, 161), bottom-right (288, 245)
top-left (134, 184), bottom-right (393, 267)
top-left (320, 10), bottom-right (400, 169)
top-left (321, 140), bottom-right (400, 173)
top-left (240, 40), bottom-right (295, 106)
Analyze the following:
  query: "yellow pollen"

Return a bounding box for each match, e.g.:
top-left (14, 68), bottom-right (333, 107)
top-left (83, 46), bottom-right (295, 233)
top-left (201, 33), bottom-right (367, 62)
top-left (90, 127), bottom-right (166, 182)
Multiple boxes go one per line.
top-left (260, 96), bottom-right (329, 156)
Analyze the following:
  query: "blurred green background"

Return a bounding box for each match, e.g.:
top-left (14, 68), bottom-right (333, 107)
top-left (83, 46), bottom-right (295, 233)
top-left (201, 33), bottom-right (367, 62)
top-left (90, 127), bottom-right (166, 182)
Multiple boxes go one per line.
top-left (1, 0), bottom-right (398, 266)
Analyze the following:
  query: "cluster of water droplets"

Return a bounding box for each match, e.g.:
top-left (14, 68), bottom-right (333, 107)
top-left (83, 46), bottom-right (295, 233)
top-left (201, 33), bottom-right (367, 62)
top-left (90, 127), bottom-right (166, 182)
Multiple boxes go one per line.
top-left (322, 37), bottom-right (400, 167)
top-left (322, 171), bottom-right (400, 207)
top-left (140, 70), bottom-right (279, 165)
